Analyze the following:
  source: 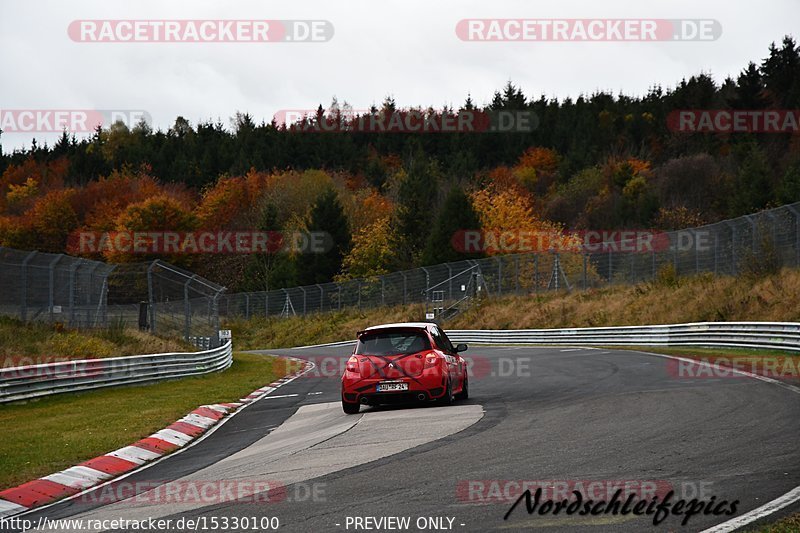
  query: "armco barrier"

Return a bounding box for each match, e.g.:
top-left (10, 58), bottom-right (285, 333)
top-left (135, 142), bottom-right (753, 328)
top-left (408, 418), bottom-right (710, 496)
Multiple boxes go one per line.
top-left (0, 340), bottom-right (233, 404)
top-left (446, 322), bottom-right (800, 352)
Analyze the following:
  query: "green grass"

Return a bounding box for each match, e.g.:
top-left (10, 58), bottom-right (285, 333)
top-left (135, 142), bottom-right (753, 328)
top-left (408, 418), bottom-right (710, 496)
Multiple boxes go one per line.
top-left (0, 316), bottom-right (193, 366)
top-left (748, 513), bottom-right (800, 532)
top-left (0, 352), bottom-right (290, 490)
top-left (610, 345), bottom-right (799, 359)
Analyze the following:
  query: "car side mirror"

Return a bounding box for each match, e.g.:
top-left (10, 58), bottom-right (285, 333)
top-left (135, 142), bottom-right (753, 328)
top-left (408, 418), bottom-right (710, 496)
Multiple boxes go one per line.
top-left (455, 343), bottom-right (468, 353)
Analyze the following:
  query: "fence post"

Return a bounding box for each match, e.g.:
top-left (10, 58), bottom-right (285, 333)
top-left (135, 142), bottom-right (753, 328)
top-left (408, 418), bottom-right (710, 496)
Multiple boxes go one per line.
top-left (496, 257), bottom-right (502, 294)
top-left (713, 232), bottom-right (719, 275)
top-left (317, 284), bottom-right (324, 312)
top-left (447, 265), bottom-right (453, 300)
top-left (787, 205), bottom-right (800, 267)
top-left (48, 255), bottom-right (62, 324)
top-left (20, 251), bottom-right (36, 321)
top-left (147, 261), bottom-right (157, 334)
top-left (300, 287), bottom-right (307, 315)
top-left (583, 254), bottom-right (588, 289)
top-left (728, 222), bottom-right (738, 276)
top-left (184, 275), bottom-right (196, 340)
top-left (245, 293), bottom-right (250, 320)
top-left (651, 249), bottom-right (656, 280)
top-left (401, 272), bottom-right (407, 305)
top-left (211, 290), bottom-right (221, 331)
top-left (68, 259), bottom-right (82, 328)
top-left (338, 284), bottom-right (342, 310)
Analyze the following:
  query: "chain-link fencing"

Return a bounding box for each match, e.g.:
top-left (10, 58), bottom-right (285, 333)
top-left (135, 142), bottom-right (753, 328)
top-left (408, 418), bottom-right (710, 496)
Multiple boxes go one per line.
top-left (218, 201), bottom-right (800, 321)
top-left (0, 250), bottom-right (224, 342)
top-left (2, 202), bottom-right (798, 332)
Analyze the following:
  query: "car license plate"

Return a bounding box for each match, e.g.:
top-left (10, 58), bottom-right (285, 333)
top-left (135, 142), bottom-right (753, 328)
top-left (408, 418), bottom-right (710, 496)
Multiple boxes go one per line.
top-left (376, 381), bottom-right (408, 392)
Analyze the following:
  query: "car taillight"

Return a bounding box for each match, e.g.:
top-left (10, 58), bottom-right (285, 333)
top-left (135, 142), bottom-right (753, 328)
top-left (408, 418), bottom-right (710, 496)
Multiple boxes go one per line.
top-left (424, 353), bottom-right (440, 369)
top-left (346, 356), bottom-right (360, 374)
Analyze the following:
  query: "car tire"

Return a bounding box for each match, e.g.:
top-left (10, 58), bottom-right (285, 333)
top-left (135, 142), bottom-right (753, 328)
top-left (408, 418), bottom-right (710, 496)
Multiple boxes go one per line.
top-left (455, 374), bottom-right (469, 401)
top-left (440, 378), bottom-right (454, 405)
top-left (342, 400), bottom-right (360, 414)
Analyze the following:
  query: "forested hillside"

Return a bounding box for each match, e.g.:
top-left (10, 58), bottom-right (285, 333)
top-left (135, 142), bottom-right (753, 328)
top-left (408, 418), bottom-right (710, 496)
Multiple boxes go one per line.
top-left (1, 37), bottom-right (798, 290)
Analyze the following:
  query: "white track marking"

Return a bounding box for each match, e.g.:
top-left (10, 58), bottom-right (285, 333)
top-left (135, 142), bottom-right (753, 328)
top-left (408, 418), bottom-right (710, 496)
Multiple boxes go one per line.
top-left (700, 485), bottom-right (800, 533)
top-left (635, 349), bottom-right (800, 531)
top-left (12, 357), bottom-right (316, 521)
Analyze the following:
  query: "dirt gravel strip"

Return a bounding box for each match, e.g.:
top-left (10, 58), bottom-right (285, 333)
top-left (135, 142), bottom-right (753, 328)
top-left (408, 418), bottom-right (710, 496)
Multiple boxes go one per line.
top-left (0, 356), bottom-right (311, 519)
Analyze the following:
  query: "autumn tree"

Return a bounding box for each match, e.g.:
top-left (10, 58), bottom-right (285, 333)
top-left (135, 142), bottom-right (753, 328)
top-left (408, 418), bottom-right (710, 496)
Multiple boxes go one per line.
top-left (337, 216), bottom-right (401, 280)
top-left (296, 188), bottom-right (351, 285)
top-left (422, 187), bottom-right (483, 265)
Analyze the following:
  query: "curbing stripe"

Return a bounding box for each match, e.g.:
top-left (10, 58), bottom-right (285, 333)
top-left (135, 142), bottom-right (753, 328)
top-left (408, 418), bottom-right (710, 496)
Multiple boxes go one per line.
top-left (151, 429), bottom-right (193, 446)
top-left (179, 413), bottom-right (218, 428)
top-left (0, 499), bottom-right (28, 518)
top-left (107, 446), bottom-right (162, 465)
top-left (0, 357), bottom-right (312, 518)
top-left (0, 479), bottom-right (80, 508)
top-left (41, 472), bottom-right (98, 490)
top-left (78, 456), bottom-right (138, 476)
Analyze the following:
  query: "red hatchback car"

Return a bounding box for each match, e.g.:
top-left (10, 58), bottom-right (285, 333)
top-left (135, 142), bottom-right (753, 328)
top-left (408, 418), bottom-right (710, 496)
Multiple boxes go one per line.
top-left (341, 322), bottom-right (469, 414)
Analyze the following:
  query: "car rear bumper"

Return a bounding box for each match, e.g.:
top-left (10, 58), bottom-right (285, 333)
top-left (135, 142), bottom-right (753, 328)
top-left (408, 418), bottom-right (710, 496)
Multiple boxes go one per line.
top-left (342, 373), bottom-right (448, 405)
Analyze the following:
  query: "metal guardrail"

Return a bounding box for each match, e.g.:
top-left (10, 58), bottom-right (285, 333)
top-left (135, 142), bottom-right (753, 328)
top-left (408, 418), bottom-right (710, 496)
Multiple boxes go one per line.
top-left (0, 340), bottom-right (233, 404)
top-left (446, 322), bottom-right (800, 352)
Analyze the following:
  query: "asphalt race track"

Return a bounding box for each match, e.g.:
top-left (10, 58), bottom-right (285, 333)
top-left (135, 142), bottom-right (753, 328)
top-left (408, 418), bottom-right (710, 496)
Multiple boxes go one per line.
top-left (5, 345), bottom-right (799, 533)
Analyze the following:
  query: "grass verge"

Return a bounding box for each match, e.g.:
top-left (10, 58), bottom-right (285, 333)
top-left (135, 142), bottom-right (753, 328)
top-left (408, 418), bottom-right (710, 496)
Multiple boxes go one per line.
top-left (225, 268), bottom-right (800, 349)
top-left (0, 352), bottom-right (288, 491)
top-left (0, 316), bottom-right (193, 366)
top-left (749, 513), bottom-right (800, 532)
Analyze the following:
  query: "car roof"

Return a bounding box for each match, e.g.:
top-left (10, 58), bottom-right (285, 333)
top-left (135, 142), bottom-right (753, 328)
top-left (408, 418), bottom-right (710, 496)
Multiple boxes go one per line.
top-left (362, 322), bottom-right (434, 332)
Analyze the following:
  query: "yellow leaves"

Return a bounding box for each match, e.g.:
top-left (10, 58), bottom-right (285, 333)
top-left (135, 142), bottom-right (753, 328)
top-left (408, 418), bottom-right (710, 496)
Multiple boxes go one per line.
top-left (471, 185), bottom-right (536, 232)
top-left (337, 216), bottom-right (398, 281)
top-left (622, 175), bottom-right (648, 199)
top-left (6, 177), bottom-right (39, 209)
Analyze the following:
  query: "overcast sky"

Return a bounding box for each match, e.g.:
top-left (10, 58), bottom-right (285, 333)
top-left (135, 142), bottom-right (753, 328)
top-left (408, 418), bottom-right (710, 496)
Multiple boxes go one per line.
top-left (0, 0), bottom-right (797, 152)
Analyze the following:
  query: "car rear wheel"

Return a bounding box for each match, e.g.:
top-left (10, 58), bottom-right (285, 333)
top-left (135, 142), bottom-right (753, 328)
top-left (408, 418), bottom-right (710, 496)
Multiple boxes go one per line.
top-left (440, 378), bottom-right (454, 405)
top-left (342, 400), bottom-right (360, 414)
top-left (455, 374), bottom-right (469, 400)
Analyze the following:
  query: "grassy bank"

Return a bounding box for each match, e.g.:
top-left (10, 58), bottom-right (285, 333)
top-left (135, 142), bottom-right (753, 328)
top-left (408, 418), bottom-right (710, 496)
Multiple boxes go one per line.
top-left (0, 316), bottom-right (192, 366)
top-left (226, 268), bottom-right (800, 349)
top-left (0, 352), bottom-right (288, 490)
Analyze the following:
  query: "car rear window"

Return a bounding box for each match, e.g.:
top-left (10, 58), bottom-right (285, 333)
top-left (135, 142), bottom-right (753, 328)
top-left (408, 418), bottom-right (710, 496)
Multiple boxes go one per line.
top-left (355, 329), bottom-right (431, 355)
